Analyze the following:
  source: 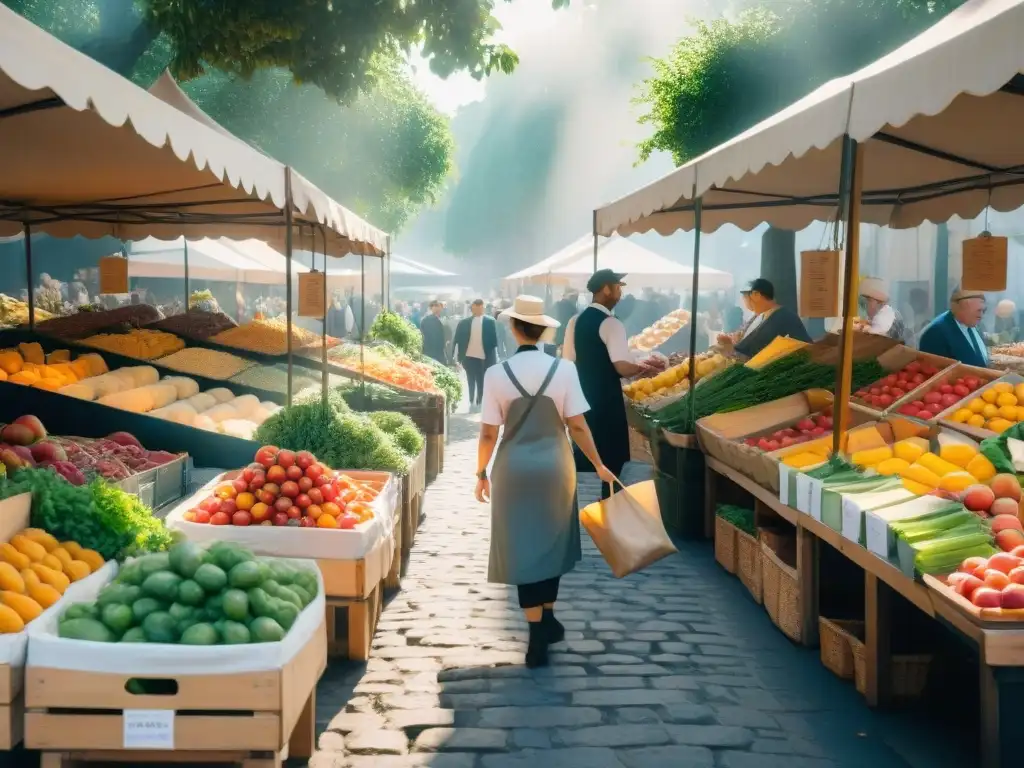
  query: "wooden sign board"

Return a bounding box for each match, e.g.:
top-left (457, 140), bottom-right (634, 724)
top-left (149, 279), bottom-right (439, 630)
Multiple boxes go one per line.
top-left (799, 250), bottom-right (840, 318)
top-left (298, 270), bottom-right (326, 318)
top-left (98, 255), bottom-right (128, 295)
top-left (961, 233), bottom-right (1007, 292)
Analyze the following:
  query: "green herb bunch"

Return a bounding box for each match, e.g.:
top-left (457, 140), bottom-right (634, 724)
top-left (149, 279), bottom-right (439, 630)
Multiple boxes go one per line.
top-left (369, 411), bottom-right (425, 457)
top-left (369, 311), bottom-right (423, 356)
top-left (715, 504), bottom-right (756, 536)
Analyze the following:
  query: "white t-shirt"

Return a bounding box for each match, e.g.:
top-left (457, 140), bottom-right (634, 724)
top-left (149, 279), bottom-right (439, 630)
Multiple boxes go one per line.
top-left (467, 315), bottom-right (485, 359)
top-left (561, 304), bottom-right (633, 364)
top-left (481, 351), bottom-right (590, 426)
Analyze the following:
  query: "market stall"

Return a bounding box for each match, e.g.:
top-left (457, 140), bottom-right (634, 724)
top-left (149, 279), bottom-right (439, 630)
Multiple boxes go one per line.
top-left (591, 0), bottom-right (1024, 764)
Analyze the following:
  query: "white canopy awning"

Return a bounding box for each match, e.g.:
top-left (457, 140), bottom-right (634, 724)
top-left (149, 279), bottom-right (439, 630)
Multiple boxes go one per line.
top-left (0, 9), bottom-right (388, 257)
top-left (391, 255), bottom-right (455, 277)
top-left (128, 237), bottom-right (311, 285)
top-left (596, 0), bottom-right (1024, 236)
top-left (505, 234), bottom-right (733, 290)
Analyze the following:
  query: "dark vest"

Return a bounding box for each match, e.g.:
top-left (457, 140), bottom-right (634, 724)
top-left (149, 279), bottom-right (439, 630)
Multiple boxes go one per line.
top-left (573, 306), bottom-right (630, 473)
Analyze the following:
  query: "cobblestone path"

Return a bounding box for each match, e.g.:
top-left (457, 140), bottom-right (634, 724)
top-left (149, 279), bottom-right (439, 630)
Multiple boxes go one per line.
top-left (307, 413), bottom-right (966, 768)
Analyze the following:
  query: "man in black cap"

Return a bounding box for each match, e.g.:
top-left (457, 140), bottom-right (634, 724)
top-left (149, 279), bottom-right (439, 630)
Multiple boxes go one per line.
top-left (720, 278), bottom-right (810, 358)
top-left (564, 269), bottom-right (660, 499)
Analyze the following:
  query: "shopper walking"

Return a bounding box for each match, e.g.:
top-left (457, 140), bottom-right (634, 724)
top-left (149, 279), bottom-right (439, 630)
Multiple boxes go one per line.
top-left (420, 301), bottom-right (448, 364)
top-left (563, 270), bottom-right (655, 499)
top-left (475, 295), bottom-right (614, 668)
top-left (453, 299), bottom-right (499, 412)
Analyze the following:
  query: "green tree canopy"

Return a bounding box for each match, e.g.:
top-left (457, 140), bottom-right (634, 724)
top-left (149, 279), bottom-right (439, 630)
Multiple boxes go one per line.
top-left (636, 0), bottom-right (967, 166)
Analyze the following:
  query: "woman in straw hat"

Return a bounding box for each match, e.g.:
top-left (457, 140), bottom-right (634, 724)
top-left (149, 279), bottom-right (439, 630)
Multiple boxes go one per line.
top-left (854, 277), bottom-right (906, 341)
top-left (475, 295), bottom-right (615, 668)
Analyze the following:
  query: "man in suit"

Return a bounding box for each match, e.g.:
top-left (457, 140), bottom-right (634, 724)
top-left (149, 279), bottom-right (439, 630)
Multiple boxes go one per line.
top-left (918, 288), bottom-right (989, 367)
top-left (453, 298), bottom-right (499, 411)
top-left (420, 301), bottom-right (448, 364)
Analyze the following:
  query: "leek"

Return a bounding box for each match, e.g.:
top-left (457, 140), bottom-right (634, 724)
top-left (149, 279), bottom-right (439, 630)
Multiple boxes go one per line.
top-left (896, 512), bottom-right (978, 542)
top-left (889, 506), bottom-right (970, 535)
top-left (912, 531), bottom-right (993, 557)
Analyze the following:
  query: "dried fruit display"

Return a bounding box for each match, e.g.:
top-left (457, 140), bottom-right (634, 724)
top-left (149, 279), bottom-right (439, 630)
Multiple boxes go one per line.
top-left (0, 294), bottom-right (53, 327)
top-left (157, 348), bottom-right (254, 380)
top-left (146, 310), bottom-right (238, 340)
top-left (82, 329), bottom-right (185, 360)
top-left (211, 317), bottom-right (340, 355)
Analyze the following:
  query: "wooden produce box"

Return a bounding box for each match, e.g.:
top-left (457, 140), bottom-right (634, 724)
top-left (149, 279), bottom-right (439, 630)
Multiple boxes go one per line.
top-left (25, 622), bottom-right (325, 767)
top-left (0, 492), bottom-right (31, 751)
top-left (935, 372), bottom-right (1022, 441)
top-left (426, 433), bottom-right (444, 484)
top-left (401, 446), bottom-right (427, 561)
top-left (847, 346), bottom-right (959, 417)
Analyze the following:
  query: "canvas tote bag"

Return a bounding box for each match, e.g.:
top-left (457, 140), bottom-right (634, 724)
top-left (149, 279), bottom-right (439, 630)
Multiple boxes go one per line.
top-left (580, 478), bottom-right (678, 578)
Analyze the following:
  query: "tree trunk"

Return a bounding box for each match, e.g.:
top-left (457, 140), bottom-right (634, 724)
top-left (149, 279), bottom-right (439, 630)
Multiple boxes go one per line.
top-left (760, 226), bottom-right (798, 311)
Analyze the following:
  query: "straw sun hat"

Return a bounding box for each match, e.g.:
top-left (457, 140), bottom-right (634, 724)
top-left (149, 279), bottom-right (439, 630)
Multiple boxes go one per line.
top-left (858, 276), bottom-right (889, 303)
top-left (500, 295), bottom-right (560, 343)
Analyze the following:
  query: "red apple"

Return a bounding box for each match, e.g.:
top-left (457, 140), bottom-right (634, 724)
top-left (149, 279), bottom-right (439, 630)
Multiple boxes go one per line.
top-left (1002, 584), bottom-right (1024, 609)
top-left (277, 449), bottom-right (296, 469)
top-left (248, 473), bottom-right (265, 491)
top-left (255, 446), bottom-right (278, 468)
top-left (242, 466), bottom-right (256, 483)
top-left (266, 465), bottom-right (286, 484)
top-left (306, 463), bottom-right (324, 480)
top-left (194, 509), bottom-right (211, 524)
top-left (286, 465), bottom-right (304, 481)
top-left (286, 505), bottom-right (302, 520)
top-left (299, 516), bottom-right (316, 528)
top-left (199, 496), bottom-right (221, 513)
top-left (281, 481), bottom-right (300, 498)
top-left (274, 496), bottom-right (293, 514)
top-left (232, 511), bottom-right (252, 526)
top-left (307, 487), bottom-right (324, 506)
top-left (272, 512), bottom-right (290, 526)
top-left (971, 587), bottom-right (1003, 608)
top-left (298, 476), bottom-right (314, 493)
top-left (315, 474), bottom-right (331, 488)
top-left (259, 490), bottom-right (276, 506)
top-left (219, 499), bottom-right (237, 516)
top-left (263, 482), bottom-right (280, 497)
top-left (295, 493), bottom-right (312, 509)
top-left (210, 511), bottom-right (231, 526)
top-left (296, 451), bottom-right (315, 470)
top-left (321, 484), bottom-right (338, 502)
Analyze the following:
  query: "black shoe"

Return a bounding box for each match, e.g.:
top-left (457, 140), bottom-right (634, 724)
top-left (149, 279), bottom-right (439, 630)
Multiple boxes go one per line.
top-left (525, 621), bottom-right (549, 668)
top-left (542, 608), bottom-right (565, 644)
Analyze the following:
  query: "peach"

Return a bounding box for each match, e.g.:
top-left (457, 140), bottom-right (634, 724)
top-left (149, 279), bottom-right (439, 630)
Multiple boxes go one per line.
top-left (1009, 566), bottom-right (1024, 585)
top-left (1011, 545), bottom-right (1024, 559)
top-left (960, 556), bottom-right (990, 573)
top-left (1001, 583), bottom-right (1024, 609)
top-left (991, 473), bottom-right (1023, 502)
top-left (971, 586), bottom-right (1003, 608)
top-left (985, 570), bottom-right (1011, 590)
top-left (987, 553), bottom-right (1023, 574)
top-left (955, 574), bottom-right (984, 599)
top-left (963, 484), bottom-right (996, 513)
top-left (995, 529), bottom-right (1024, 553)
top-left (947, 572), bottom-right (974, 588)
top-left (992, 499), bottom-right (1022, 520)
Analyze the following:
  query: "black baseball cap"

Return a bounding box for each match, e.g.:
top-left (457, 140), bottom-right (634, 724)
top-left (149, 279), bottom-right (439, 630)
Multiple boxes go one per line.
top-left (587, 269), bottom-right (627, 293)
top-left (741, 278), bottom-right (774, 300)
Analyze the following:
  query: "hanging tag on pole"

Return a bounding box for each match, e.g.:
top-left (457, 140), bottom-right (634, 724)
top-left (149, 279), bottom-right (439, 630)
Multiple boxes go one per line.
top-left (799, 250), bottom-right (841, 317)
top-left (98, 254), bottom-right (128, 295)
top-left (298, 270), bottom-right (326, 317)
top-left (961, 231), bottom-right (1007, 291)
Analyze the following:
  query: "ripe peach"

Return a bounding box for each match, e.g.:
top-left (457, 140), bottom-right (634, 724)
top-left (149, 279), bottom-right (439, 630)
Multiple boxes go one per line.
top-left (991, 499), bottom-right (1022, 519)
top-left (985, 570), bottom-right (1011, 590)
top-left (995, 529), bottom-right (1024, 553)
top-left (963, 484), bottom-right (996, 513)
top-left (1008, 566), bottom-right (1024, 585)
top-left (971, 586), bottom-right (1003, 608)
top-left (1003, 583), bottom-right (1024, 609)
top-left (957, 575), bottom-right (984, 598)
top-left (992, 513), bottom-right (1024, 533)
top-left (991, 473), bottom-right (1023, 502)
top-left (987, 553), bottom-right (1023, 574)
top-left (960, 556), bottom-right (989, 573)
top-left (1012, 545), bottom-right (1024, 559)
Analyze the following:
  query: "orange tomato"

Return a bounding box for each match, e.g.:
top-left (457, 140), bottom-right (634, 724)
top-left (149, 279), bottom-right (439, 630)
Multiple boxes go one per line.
top-left (348, 501), bottom-right (374, 521)
top-left (322, 502), bottom-right (341, 518)
top-left (317, 514), bottom-right (339, 529)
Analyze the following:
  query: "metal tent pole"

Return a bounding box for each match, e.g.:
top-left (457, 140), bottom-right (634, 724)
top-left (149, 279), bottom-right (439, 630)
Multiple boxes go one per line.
top-left (687, 197), bottom-right (703, 419)
top-left (24, 224), bottom-right (33, 330)
top-left (360, 255), bottom-right (366, 397)
top-left (183, 239), bottom-right (190, 313)
top-left (285, 168), bottom-right (294, 407)
top-left (321, 230), bottom-right (329, 405)
top-left (833, 136), bottom-right (864, 455)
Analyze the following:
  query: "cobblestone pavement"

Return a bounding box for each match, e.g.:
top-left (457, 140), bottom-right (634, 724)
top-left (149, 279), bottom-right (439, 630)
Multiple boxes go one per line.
top-left (307, 412), bottom-right (967, 768)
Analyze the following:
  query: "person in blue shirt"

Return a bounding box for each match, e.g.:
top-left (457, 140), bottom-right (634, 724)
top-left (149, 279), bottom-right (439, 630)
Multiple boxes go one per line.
top-left (918, 288), bottom-right (989, 367)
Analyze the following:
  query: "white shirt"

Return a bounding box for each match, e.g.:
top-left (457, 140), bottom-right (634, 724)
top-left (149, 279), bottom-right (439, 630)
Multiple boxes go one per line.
top-left (866, 304), bottom-right (896, 336)
top-left (561, 303), bottom-right (633, 364)
top-left (467, 315), bottom-right (485, 359)
top-left (481, 351), bottom-right (590, 426)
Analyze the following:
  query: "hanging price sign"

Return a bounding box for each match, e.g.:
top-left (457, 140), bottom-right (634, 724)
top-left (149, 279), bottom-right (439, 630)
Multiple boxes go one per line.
top-left (961, 232), bottom-right (1007, 292)
top-left (98, 255), bottom-right (129, 295)
top-left (298, 270), bottom-right (326, 317)
top-left (799, 250), bottom-right (840, 318)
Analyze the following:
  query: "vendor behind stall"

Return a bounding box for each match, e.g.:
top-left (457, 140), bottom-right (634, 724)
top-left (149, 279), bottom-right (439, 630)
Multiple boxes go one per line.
top-left (985, 299), bottom-right (1019, 347)
top-left (918, 288), bottom-right (989, 367)
top-left (720, 279), bottom-right (810, 359)
top-left (853, 277), bottom-right (906, 341)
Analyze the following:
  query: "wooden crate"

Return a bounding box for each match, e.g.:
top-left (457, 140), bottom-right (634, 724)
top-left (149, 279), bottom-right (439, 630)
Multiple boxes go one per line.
top-left (26, 619), bottom-right (326, 767)
top-left (401, 446), bottom-right (427, 557)
top-left (0, 492), bottom-right (33, 751)
top-left (383, 514), bottom-right (402, 593)
top-left (326, 584), bottom-right (384, 661)
top-left (426, 433), bottom-right (444, 484)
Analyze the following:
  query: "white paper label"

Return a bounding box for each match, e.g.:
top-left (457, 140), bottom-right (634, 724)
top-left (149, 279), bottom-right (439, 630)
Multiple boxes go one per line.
top-left (865, 511), bottom-right (889, 559)
top-left (795, 473), bottom-right (812, 513)
top-left (123, 709), bottom-right (174, 749)
top-left (809, 479), bottom-right (823, 521)
top-left (841, 497), bottom-right (862, 543)
top-left (778, 464), bottom-right (791, 505)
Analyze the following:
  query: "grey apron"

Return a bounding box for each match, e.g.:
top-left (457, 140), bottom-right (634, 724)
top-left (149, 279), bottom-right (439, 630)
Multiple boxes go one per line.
top-left (488, 357), bottom-right (582, 585)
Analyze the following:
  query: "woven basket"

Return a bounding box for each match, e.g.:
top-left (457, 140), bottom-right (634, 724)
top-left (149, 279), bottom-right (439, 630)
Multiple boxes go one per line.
top-left (761, 540), bottom-right (802, 643)
top-left (819, 618), bottom-right (862, 680)
top-left (714, 516), bottom-right (739, 574)
top-left (847, 627), bottom-right (932, 698)
top-left (629, 427), bottom-right (654, 464)
top-left (736, 529), bottom-right (762, 604)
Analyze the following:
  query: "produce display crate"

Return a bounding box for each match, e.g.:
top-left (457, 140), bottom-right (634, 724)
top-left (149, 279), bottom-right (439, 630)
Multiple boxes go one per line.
top-left (25, 624), bottom-right (325, 767)
top-left (714, 516), bottom-right (738, 574)
top-left (761, 539), bottom-right (802, 643)
top-left (847, 346), bottom-right (959, 417)
top-left (400, 446), bottom-right (427, 562)
top-left (736, 529), bottom-right (763, 604)
top-left (935, 372), bottom-right (1022, 440)
top-left (114, 452), bottom-right (190, 511)
top-left (426, 433), bottom-right (444, 484)
top-left (819, 617), bottom-right (860, 680)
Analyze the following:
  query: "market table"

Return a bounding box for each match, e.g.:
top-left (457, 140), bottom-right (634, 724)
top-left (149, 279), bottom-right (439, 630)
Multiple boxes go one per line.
top-left (704, 456), bottom-right (1024, 768)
